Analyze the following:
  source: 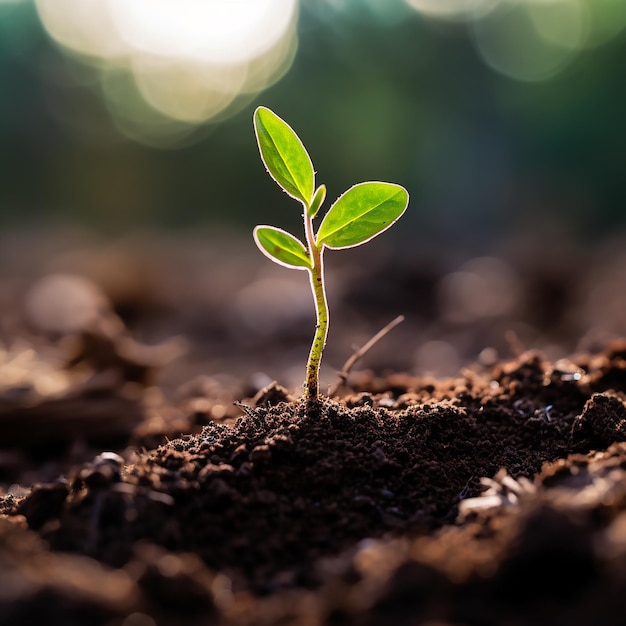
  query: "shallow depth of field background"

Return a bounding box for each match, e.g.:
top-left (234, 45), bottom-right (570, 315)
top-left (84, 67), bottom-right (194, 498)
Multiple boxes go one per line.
top-left (1, 0), bottom-right (626, 385)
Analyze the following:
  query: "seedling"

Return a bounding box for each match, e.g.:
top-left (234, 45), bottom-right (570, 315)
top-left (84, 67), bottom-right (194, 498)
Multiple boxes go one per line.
top-left (252, 106), bottom-right (409, 405)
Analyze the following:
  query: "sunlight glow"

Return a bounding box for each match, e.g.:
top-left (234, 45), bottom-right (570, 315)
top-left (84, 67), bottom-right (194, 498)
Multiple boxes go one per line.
top-left (111, 0), bottom-right (294, 65)
top-left (35, 0), bottom-right (298, 145)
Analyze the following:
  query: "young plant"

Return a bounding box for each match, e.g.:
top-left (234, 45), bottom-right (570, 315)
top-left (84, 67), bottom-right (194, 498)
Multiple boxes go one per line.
top-left (252, 106), bottom-right (409, 404)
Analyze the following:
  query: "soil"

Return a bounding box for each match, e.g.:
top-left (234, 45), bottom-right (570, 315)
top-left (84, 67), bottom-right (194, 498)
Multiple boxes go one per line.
top-left (3, 233), bottom-right (626, 625)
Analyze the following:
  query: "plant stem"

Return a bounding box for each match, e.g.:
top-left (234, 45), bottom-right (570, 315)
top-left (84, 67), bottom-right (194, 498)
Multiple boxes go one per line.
top-left (303, 209), bottom-right (328, 404)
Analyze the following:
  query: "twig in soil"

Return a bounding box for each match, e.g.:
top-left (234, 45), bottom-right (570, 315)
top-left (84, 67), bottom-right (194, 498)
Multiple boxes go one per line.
top-left (328, 315), bottom-right (405, 398)
top-left (234, 401), bottom-right (266, 426)
top-left (233, 401), bottom-right (258, 419)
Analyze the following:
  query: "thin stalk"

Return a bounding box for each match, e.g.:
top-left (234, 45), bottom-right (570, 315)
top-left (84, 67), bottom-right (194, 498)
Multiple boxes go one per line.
top-left (303, 209), bottom-right (328, 404)
top-left (327, 315), bottom-right (405, 397)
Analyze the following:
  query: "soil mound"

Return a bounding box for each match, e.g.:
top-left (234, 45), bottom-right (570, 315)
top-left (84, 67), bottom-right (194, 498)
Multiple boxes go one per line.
top-left (2, 345), bottom-right (626, 624)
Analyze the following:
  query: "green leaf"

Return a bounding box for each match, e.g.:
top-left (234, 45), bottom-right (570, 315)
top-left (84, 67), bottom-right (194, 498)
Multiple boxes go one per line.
top-left (254, 106), bottom-right (315, 207)
top-left (308, 184), bottom-right (326, 218)
top-left (253, 225), bottom-right (312, 270)
top-left (316, 182), bottom-right (409, 250)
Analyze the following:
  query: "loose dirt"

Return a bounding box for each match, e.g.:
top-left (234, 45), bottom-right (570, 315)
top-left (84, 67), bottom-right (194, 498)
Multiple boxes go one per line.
top-left (3, 234), bottom-right (626, 625)
top-left (3, 342), bottom-right (626, 625)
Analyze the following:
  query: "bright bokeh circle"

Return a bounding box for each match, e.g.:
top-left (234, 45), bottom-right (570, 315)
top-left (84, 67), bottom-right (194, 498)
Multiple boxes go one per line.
top-left (471, 0), bottom-right (587, 82)
top-left (404, 0), bottom-right (499, 20)
top-left (35, 0), bottom-right (298, 145)
top-left (405, 0), bottom-right (626, 82)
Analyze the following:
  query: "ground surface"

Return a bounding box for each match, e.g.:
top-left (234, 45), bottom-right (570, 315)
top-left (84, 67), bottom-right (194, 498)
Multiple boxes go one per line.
top-left (2, 232), bottom-right (626, 625)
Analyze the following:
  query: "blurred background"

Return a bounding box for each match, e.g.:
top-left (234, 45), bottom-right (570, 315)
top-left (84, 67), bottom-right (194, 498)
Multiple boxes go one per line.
top-left (1, 0), bottom-right (626, 390)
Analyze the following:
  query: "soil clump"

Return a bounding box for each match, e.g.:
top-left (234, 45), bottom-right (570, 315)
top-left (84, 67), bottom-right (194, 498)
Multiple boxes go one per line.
top-left (3, 343), bottom-right (626, 624)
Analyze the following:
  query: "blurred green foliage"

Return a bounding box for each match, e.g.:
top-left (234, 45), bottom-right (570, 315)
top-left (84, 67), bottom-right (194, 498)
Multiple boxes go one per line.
top-left (0, 0), bottom-right (625, 249)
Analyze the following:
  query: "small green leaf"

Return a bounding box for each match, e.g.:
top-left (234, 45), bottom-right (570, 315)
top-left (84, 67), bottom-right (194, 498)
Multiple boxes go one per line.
top-left (316, 182), bottom-right (409, 250)
top-left (308, 184), bottom-right (326, 218)
top-left (254, 107), bottom-right (315, 207)
top-left (253, 225), bottom-right (312, 270)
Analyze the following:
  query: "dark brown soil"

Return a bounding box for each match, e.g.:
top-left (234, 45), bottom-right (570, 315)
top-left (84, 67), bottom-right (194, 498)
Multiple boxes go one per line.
top-left (3, 341), bottom-right (626, 625)
top-left (3, 234), bottom-right (626, 625)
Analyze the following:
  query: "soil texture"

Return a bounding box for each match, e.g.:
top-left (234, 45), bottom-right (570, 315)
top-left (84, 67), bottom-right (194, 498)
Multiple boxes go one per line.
top-left (3, 342), bottom-right (626, 624)
top-left (3, 233), bottom-right (626, 625)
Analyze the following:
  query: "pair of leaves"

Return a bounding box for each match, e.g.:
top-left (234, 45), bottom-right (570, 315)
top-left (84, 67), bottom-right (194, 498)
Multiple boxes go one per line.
top-left (254, 107), bottom-right (409, 270)
top-left (254, 181), bottom-right (408, 270)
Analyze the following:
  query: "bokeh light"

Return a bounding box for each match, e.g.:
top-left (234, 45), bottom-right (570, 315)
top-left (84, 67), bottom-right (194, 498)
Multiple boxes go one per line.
top-left (111, 0), bottom-right (293, 64)
top-left (404, 0), bottom-right (626, 82)
top-left (404, 0), bottom-right (498, 20)
top-left (414, 339), bottom-right (460, 376)
top-left (471, 0), bottom-right (586, 82)
top-left (35, 0), bottom-right (298, 145)
top-left (438, 257), bottom-right (521, 324)
top-left (26, 0), bottom-right (626, 151)
top-left (583, 0), bottom-right (626, 47)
